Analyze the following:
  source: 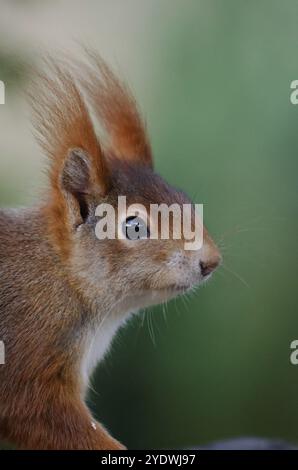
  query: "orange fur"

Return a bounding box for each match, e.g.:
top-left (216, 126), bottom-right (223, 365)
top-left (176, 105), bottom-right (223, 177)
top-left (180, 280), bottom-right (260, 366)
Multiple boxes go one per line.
top-left (78, 50), bottom-right (152, 166)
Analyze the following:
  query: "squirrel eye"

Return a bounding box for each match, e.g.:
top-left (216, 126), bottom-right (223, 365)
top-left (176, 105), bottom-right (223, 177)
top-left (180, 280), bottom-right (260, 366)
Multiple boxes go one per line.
top-left (123, 216), bottom-right (149, 240)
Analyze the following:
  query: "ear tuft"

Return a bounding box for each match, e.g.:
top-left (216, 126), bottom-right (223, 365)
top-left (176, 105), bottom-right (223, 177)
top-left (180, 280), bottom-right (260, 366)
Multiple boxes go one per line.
top-left (29, 57), bottom-right (110, 195)
top-left (29, 57), bottom-right (111, 256)
top-left (79, 50), bottom-right (153, 168)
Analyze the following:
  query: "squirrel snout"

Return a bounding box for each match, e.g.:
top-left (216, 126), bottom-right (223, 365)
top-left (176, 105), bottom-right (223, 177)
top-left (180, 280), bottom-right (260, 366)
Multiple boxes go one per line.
top-left (199, 253), bottom-right (222, 277)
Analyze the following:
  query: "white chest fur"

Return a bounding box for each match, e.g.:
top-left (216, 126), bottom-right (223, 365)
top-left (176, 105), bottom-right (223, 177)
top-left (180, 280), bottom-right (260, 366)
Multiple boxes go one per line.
top-left (80, 314), bottom-right (125, 386)
top-left (80, 290), bottom-right (167, 387)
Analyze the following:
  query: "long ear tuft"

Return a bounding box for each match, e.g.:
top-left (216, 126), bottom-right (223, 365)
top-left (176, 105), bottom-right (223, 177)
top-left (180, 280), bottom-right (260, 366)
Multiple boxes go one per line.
top-left (79, 50), bottom-right (153, 167)
top-left (29, 57), bottom-right (110, 195)
top-left (29, 57), bottom-right (111, 257)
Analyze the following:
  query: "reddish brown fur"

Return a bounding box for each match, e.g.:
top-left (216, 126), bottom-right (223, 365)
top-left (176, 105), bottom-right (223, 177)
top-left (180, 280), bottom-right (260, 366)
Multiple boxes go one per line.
top-left (78, 50), bottom-right (152, 166)
top-left (0, 209), bottom-right (123, 449)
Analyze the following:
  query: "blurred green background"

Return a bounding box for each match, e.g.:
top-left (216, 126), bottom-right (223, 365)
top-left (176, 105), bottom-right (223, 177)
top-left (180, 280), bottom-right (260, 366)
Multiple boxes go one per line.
top-left (0, 0), bottom-right (298, 449)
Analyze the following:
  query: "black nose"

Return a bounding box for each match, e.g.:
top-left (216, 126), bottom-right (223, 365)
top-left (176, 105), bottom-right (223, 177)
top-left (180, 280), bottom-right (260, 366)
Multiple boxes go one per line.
top-left (200, 259), bottom-right (220, 277)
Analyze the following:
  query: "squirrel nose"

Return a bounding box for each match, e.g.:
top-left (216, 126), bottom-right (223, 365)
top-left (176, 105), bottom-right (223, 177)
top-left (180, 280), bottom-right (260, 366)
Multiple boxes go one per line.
top-left (200, 256), bottom-right (221, 277)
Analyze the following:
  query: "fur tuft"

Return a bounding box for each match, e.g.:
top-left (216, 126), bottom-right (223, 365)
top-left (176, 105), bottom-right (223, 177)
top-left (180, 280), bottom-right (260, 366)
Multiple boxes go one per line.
top-left (29, 57), bottom-right (109, 193)
top-left (78, 49), bottom-right (153, 166)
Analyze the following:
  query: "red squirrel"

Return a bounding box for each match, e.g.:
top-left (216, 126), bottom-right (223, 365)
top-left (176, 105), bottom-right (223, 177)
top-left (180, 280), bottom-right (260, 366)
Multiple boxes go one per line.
top-left (0, 51), bottom-right (221, 450)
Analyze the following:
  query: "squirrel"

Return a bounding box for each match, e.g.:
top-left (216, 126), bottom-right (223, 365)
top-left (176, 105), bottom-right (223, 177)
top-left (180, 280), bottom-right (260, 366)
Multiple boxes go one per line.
top-left (0, 51), bottom-right (221, 450)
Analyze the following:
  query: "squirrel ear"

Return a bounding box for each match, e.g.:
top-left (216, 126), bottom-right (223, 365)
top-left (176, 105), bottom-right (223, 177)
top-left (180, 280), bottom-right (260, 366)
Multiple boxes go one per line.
top-left (61, 148), bottom-right (110, 197)
top-left (60, 149), bottom-right (96, 223)
top-left (30, 58), bottom-right (111, 232)
top-left (59, 147), bottom-right (109, 226)
top-left (80, 51), bottom-right (153, 168)
top-left (61, 149), bottom-right (92, 195)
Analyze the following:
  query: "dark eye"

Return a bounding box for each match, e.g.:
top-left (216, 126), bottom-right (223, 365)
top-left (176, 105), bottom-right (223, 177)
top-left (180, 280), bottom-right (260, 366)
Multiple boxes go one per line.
top-left (123, 216), bottom-right (149, 240)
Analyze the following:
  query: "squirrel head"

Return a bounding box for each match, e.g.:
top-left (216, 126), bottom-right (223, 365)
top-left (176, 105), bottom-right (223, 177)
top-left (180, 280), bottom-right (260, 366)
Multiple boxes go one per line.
top-left (31, 51), bottom-right (221, 312)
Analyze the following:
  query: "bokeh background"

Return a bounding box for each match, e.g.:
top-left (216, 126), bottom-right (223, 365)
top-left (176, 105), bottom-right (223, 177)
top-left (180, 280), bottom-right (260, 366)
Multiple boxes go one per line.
top-left (0, 0), bottom-right (298, 449)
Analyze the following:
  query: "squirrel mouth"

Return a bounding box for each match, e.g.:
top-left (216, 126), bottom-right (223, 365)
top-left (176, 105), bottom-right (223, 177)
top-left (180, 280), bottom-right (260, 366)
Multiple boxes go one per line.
top-left (167, 284), bottom-right (192, 293)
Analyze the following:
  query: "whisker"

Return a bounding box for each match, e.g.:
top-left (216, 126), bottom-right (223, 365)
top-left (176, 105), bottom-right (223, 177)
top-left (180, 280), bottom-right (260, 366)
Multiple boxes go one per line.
top-left (216, 215), bottom-right (271, 245)
top-left (221, 263), bottom-right (250, 288)
top-left (146, 309), bottom-right (157, 348)
top-left (162, 302), bottom-right (168, 325)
